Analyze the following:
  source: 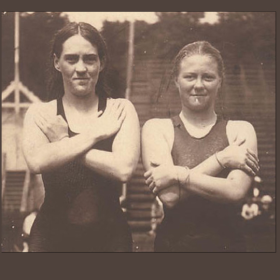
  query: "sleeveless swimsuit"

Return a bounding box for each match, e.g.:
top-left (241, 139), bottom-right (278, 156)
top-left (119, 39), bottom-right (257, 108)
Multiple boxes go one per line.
top-left (154, 115), bottom-right (245, 252)
top-left (29, 96), bottom-right (132, 252)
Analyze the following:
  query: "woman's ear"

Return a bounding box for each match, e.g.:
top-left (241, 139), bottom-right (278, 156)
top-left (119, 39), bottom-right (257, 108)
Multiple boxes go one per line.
top-left (53, 54), bottom-right (61, 72)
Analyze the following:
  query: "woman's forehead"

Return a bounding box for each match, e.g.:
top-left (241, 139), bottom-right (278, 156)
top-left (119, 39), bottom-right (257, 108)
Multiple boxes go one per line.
top-left (61, 34), bottom-right (98, 55)
top-left (179, 54), bottom-right (219, 72)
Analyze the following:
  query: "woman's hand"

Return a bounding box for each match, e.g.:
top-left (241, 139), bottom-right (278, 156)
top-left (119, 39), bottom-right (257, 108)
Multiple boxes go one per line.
top-left (144, 162), bottom-right (179, 195)
top-left (93, 99), bottom-right (126, 141)
top-left (33, 109), bottom-right (69, 142)
top-left (217, 137), bottom-right (259, 176)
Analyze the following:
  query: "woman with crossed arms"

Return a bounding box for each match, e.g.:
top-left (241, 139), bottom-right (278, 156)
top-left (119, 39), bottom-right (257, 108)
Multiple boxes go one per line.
top-left (22, 22), bottom-right (140, 252)
top-left (142, 41), bottom-right (259, 252)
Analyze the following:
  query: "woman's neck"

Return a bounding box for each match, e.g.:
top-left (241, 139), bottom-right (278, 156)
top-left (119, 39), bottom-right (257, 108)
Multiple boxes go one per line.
top-left (61, 92), bottom-right (101, 134)
top-left (62, 92), bottom-right (99, 113)
top-left (180, 108), bottom-right (217, 128)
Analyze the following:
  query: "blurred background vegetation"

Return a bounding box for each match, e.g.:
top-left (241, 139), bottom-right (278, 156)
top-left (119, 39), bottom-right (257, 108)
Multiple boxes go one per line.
top-left (2, 12), bottom-right (275, 100)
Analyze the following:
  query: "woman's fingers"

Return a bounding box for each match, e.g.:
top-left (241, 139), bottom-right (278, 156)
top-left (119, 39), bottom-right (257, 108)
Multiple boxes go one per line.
top-left (34, 114), bottom-right (47, 132)
top-left (116, 103), bottom-right (126, 121)
top-left (145, 176), bottom-right (153, 185)
top-left (247, 148), bottom-right (259, 162)
top-left (148, 181), bottom-right (155, 191)
top-left (240, 164), bottom-right (256, 177)
top-left (56, 115), bottom-right (68, 127)
top-left (110, 99), bottom-right (124, 119)
top-left (149, 182), bottom-right (158, 194)
top-left (233, 137), bottom-right (246, 146)
top-left (111, 99), bottom-right (122, 114)
top-left (150, 160), bottom-right (161, 167)
top-left (104, 99), bottom-right (125, 120)
top-left (245, 158), bottom-right (258, 175)
top-left (35, 108), bottom-right (52, 123)
top-left (246, 153), bottom-right (259, 172)
top-left (144, 169), bottom-right (152, 179)
top-left (117, 110), bottom-right (126, 127)
top-left (238, 161), bottom-right (256, 177)
top-left (117, 102), bottom-right (126, 120)
top-left (152, 187), bottom-right (158, 195)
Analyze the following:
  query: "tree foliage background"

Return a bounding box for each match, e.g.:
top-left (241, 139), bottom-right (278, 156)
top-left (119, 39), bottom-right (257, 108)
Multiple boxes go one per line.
top-left (1, 12), bottom-right (275, 100)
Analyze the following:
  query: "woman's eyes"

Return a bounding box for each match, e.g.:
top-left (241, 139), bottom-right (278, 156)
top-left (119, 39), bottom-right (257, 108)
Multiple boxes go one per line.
top-left (65, 55), bottom-right (97, 64)
top-left (184, 75), bottom-right (195, 80)
top-left (84, 57), bottom-right (97, 64)
top-left (66, 56), bottom-right (78, 63)
top-left (204, 76), bottom-right (215, 81)
top-left (183, 75), bottom-right (215, 81)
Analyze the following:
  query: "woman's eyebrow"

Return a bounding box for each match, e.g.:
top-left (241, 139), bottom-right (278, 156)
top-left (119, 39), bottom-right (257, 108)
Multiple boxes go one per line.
top-left (83, 54), bottom-right (98, 58)
top-left (64, 54), bottom-right (78, 58)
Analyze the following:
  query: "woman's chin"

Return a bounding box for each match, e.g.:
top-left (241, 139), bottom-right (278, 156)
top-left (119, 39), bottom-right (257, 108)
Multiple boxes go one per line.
top-left (185, 103), bottom-right (210, 112)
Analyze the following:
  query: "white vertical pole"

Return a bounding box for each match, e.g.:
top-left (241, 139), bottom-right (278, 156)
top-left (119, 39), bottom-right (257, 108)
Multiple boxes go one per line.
top-left (14, 12), bottom-right (20, 169)
top-left (2, 153), bottom-right (7, 201)
top-left (125, 20), bottom-right (135, 100)
top-left (122, 20), bottom-right (135, 204)
top-left (15, 12), bottom-right (20, 114)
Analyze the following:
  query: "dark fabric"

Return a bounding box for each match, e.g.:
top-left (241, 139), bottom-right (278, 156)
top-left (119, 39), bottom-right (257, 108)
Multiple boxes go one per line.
top-left (29, 96), bottom-right (132, 252)
top-left (154, 115), bottom-right (245, 252)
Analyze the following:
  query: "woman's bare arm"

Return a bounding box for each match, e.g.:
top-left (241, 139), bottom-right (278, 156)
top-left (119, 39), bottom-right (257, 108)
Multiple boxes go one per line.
top-left (182, 121), bottom-right (258, 203)
top-left (142, 119), bottom-right (258, 207)
top-left (22, 99), bottom-right (126, 174)
top-left (141, 119), bottom-right (183, 208)
top-left (22, 103), bottom-right (105, 174)
top-left (79, 99), bottom-right (140, 183)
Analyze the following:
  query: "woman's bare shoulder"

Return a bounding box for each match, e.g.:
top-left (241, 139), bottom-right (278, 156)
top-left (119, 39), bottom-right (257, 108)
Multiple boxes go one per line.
top-left (142, 118), bottom-right (173, 132)
top-left (227, 120), bottom-right (255, 132)
top-left (107, 97), bottom-right (135, 110)
top-left (26, 100), bottom-right (57, 117)
top-left (226, 120), bottom-right (257, 144)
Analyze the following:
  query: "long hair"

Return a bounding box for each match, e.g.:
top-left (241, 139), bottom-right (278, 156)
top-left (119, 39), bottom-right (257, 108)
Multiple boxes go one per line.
top-left (46, 22), bottom-right (111, 101)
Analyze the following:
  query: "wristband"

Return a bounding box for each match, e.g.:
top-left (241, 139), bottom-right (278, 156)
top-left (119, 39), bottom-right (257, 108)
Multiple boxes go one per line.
top-left (178, 166), bottom-right (190, 186)
top-left (215, 152), bottom-right (226, 169)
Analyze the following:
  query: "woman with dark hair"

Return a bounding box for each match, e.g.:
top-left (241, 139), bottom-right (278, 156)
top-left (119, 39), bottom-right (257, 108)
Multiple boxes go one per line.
top-left (142, 41), bottom-right (259, 252)
top-left (22, 22), bottom-right (140, 252)
top-left (47, 22), bottom-right (110, 101)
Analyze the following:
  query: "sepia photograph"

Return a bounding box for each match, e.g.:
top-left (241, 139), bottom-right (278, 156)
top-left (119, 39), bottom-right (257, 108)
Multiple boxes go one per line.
top-left (1, 11), bottom-right (275, 252)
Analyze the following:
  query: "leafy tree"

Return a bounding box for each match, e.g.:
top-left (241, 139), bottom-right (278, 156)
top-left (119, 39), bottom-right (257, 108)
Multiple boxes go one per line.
top-left (217, 12), bottom-right (275, 62)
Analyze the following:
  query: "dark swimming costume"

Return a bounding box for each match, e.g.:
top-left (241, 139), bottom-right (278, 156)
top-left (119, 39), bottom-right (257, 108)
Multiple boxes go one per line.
top-left (29, 96), bottom-right (132, 252)
top-left (154, 115), bottom-right (245, 252)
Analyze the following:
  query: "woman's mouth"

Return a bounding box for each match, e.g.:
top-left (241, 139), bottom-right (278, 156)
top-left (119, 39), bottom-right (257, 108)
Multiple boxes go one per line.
top-left (190, 94), bottom-right (207, 97)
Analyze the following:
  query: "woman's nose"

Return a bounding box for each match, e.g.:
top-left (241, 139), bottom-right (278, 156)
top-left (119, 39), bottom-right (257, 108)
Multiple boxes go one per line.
top-left (194, 78), bottom-right (203, 89)
top-left (76, 60), bottom-right (87, 73)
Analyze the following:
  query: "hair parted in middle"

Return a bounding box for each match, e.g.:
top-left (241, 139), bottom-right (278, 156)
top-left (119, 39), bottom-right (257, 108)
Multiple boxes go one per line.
top-left (47, 21), bottom-right (111, 101)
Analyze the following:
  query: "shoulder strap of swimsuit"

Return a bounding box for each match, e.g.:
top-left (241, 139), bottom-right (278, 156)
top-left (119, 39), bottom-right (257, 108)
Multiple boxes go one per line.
top-left (56, 96), bottom-right (67, 121)
top-left (98, 95), bottom-right (107, 113)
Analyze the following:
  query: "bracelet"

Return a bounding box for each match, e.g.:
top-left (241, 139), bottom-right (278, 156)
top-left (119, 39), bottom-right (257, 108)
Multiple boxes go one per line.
top-left (177, 166), bottom-right (190, 202)
top-left (215, 152), bottom-right (226, 169)
top-left (178, 166), bottom-right (190, 186)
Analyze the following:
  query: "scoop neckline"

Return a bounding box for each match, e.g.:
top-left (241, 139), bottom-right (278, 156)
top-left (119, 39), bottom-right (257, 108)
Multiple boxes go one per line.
top-left (177, 114), bottom-right (220, 140)
top-left (57, 96), bottom-right (106, 136)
